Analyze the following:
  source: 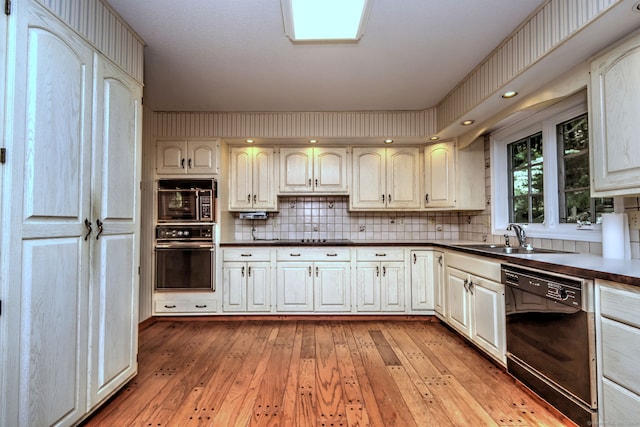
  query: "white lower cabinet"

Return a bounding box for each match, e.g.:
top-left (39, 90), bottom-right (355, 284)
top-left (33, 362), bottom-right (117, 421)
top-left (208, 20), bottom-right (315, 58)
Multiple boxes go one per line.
top-left (276, 249), bottom-right (351, 312)
top-left (222, 249), bottom-right (272, 312)
top-left (410, 250), bottom-right (443, 312)
top-left (597, 280), bottom-right (640, 426)
top-left (444, 251), bottom-right (506, 364)
top-left (154, 294), bottom-right (219, 314)
top-left (356, 249), bottom-right (406, 312)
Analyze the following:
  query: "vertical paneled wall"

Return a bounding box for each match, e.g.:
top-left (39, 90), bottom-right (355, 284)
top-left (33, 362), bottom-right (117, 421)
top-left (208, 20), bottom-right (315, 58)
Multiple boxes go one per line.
top-left (35, 0), bottom-right (144, 83)
top-left (152, 110), bottom-right (437, 139)
top-left (436, 0), bottom-right (620, 130)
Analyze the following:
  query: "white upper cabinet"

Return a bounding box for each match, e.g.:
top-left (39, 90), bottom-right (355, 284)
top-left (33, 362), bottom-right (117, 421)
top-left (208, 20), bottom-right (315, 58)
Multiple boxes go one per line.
top-left (156, 139), bottom-right (220, 175)
top-left (424, 142), bottom-right (456, 208)
top-left (590, 31), bottom-right (640, 196)
top-left (229, 146), bottom-right (277, 211)
top-left (279, 147), bottom-right (348, 193)
top-left (423, 139), bottom-right (485, 211)
top-left (351, 147), bottom-right (420, 210)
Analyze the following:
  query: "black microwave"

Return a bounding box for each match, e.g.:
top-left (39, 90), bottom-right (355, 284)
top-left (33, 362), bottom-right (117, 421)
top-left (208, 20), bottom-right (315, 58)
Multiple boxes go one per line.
top-left (157, 179), bottom-right (215, 222)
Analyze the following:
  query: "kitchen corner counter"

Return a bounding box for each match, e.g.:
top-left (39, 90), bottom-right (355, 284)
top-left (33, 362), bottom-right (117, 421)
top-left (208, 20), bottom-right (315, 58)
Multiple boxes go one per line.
top-left (220, 240), bottom-right (640, 285)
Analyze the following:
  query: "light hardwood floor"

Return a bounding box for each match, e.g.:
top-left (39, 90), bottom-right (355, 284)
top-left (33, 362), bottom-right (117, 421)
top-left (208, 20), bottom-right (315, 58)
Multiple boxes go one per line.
top-left (82, 318), bottom-right (575, 426)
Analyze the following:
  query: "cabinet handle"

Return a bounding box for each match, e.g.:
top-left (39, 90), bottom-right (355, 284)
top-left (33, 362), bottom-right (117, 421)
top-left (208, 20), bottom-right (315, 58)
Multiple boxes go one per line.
top-left (326, 253), bottom-right (338, 257)
top-left (195, 304), bottom-right (207, 308)
top-left (290, 253), bottom-right (301, 257)
top-left (425, 193), bottom-right (429, 203)
top-left (241, 253), bottom-right (252, 257)
top-left (242, 266), bottom-right (245, 277)
top-left (253, 195), bottom-right (257, 204)
top-left (468, 281), bottom-right (474, 294)
top-left (438, 255), bottom-right (443, 266)
top-left (383, 266), bottom-right (386, 276)
top-left (388, 194), bottom-right (391, 203)
top-left (463, 278), bottom-right (468, 291)
top-left (247, 194), bottom-right (251, 203)
top-left (95, 219), bottom-right (104, 240)
top-left (188, 158), bottom-right (192, 168)
top-left (315, 266), bottom-right (319, 277)
top-left (381, 194), bottom-right (385, 202)
top-left (181, 158), bottom-right (185, 169)
top-left (315, 178), bottom-right (318, 187)
top-left (84, 218), bottom-right (92, 241)
top-left (376, 266), bottom-right (379, 277)
top-left (248, 266), bottom-right (252, 277)
top-left (413, 253), bottom-right (417, 264)
top-left (164, 304), bottom-right (176, 309)
top-left (308, 179), bottom-right (312, 186)
top-left (375, 253), bottom-right (387, 257)
top-left (308, 266), bottom-right (312, 276)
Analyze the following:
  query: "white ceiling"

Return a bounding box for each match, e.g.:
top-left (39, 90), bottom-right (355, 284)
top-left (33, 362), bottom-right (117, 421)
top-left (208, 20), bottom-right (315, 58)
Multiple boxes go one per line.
top-left (107, 0), bottom-right (546, 112)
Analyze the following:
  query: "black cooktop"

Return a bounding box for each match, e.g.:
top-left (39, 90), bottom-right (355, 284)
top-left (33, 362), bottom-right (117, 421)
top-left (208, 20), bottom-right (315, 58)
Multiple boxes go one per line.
top-left (280, 239), bottom-right (353, 246)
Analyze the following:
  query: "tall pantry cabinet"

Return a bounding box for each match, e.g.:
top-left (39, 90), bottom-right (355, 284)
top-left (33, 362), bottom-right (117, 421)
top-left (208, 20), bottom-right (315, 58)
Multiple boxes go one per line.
top-left (0, 1), bottom-right (144, 426)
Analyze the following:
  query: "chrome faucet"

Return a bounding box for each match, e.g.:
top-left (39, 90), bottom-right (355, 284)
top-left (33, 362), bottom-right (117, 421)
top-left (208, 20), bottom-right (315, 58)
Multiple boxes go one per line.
top-left (506, 223), bottom-right (527, 247)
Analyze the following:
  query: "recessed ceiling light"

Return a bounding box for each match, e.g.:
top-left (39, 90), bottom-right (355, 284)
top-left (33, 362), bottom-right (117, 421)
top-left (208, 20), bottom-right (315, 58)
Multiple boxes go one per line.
top-left (308, 139), bottom-right (318, 144)
top-left (384, 139), bottom-right (394, 144)
top-left (245, 139), bottom-right (255, 144)
top-left (429, 136), bottom-right (440, 141)
top-left (461, 120), bottom-right (475, 126)
top-left (501, 90), bottom-right (518, 99)
top-left (281, 0), bottom-right (372, 42)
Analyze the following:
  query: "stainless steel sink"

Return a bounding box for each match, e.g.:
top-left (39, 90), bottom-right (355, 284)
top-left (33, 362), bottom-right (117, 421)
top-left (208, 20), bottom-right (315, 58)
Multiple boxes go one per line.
top-left (458, 244), bottom-right (570, 254)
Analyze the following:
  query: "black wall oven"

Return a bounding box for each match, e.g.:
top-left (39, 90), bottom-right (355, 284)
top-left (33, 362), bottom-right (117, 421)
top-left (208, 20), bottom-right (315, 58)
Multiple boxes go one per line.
top-left (502, 264), bottom-right (596, 427)
top-left (155, 224), bottom-right (215, 291)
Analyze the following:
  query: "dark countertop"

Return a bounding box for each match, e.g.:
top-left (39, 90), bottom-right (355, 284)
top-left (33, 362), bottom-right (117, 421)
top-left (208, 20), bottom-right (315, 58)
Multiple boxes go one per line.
top-left (220, 240), bottom-right (640, 286)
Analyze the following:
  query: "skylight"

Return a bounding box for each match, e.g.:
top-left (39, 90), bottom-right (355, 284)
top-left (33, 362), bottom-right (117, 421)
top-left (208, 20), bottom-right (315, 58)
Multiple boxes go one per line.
top-left (281, 0), bottom-right (372, 43)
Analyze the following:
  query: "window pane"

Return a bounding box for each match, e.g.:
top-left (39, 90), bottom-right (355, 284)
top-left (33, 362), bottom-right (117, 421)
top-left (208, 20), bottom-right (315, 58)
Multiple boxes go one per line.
top-left (531, 195), bottom-right (544, 223)
top-left (531, 164), bottom-right (544, 194)
top-left (512, 169), bottom-right (529, 196)
top-left (564, 154), bottom-right (589, 189)
top-left (561, 115), bottom-right (588, 155)
top-left (530, 133), bottom-right (543, 164)
top-left (512, 197), bottom-right (529, 223)
top-left (564, 190), bottom-right (591, 223)
top-left (594, 198), bottom-right (614, 224)
top-left (511, 140), bottom-right (529, 169)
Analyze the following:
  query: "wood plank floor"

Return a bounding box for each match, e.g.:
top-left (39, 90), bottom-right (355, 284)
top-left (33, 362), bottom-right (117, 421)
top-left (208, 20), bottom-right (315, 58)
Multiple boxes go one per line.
top-left (82, 318), bottom-right (576, 427)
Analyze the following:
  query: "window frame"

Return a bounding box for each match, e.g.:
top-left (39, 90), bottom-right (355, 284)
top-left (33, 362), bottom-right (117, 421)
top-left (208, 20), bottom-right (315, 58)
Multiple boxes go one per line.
top-left (490, 92), bottom-right (603, 242)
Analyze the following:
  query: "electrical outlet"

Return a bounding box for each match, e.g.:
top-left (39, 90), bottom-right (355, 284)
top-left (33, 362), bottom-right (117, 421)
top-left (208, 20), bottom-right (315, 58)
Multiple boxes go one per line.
top-left (629, 211), bottom-right (640, 230)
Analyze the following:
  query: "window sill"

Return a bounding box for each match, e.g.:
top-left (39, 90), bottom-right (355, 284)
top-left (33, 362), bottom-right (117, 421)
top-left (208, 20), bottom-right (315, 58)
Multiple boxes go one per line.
top-left (492, 224), bottom-right (602, 243)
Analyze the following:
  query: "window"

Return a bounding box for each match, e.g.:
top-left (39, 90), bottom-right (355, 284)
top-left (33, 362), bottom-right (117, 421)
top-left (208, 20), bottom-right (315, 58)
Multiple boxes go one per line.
top-left (491, 91), bottom-right (613, 242)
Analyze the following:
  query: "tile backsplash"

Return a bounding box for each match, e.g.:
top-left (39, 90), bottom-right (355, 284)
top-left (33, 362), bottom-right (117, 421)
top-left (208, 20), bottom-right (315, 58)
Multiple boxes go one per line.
top-left (234, 196), bottom-right (460, 241)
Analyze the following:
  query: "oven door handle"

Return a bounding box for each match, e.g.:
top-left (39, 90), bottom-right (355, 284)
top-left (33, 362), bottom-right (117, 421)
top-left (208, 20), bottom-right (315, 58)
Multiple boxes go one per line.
top-left (155, 244), bottom-right (214, 250)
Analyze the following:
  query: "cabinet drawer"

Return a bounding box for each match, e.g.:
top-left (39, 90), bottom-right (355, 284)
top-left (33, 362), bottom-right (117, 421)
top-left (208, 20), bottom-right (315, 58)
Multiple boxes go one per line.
top-left (602, 378), bottom-right (640, 424)
top-left (357, 248), bottom-right (404, 261)
top-left (276, 248), bottom-right (350, 261)
top-left (446, 251), bottom-right (501, 282)
top-left (223, 248), bottom-right (271, 262)
top-left (601, 317), bottom-right (640, 396)
top-left (155, 298), bottom-right (218, 314)
top-left (600, 283), bottom-right (640, 328)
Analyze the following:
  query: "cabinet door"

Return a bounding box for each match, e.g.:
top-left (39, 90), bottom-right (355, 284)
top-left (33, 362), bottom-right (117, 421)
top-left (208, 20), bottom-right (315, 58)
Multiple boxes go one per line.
top-left (410, 251), bottom-right (435, 311)
top-left (253, 147), bottom-right (277, 210)
top-left (89, 56), bottom-right (141, 408)
top-left (386, 147), bottom-right (420, 209)
top-left (590, 34), bottom-right (640, 196)
top-left (446, 267), bottom-right (471, 336)
top-left (12, 5), bottom-right (94, 425)
top-left (424, 142), bottom-right (456, 208)
top-left (187, 140), bottom-right (218, 174)
top-left (470, 276), bottom-right (505, 363)
top-left (229, 147), bottom-right (253, 210)
top-left (156, 140), bottom-right (187, 174)
top-left (314, 262), bottom-right (351, 312)
top-left (433, 252), bottom-right (446, 317)
top-left (315, 147), bottom-right (348, 193)
top-left (356, 262), bottom-right (381, 311)
top-left (381, 262), bottom-right (406, 312)
top-left (276, 263), bottom-right (313, 311)
top-left (247, 262), bottom-right (271, 312)
top-left (351, 148), bottom-right (386, 209)
top-left (223, 262), bottom-right (247, 312)
top-left (280, 147), bottom-right (313, 193)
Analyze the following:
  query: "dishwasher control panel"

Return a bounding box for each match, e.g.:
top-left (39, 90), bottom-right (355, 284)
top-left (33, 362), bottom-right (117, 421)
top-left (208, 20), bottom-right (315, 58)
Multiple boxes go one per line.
top-left (501, 265), bottom-right (586, 309)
